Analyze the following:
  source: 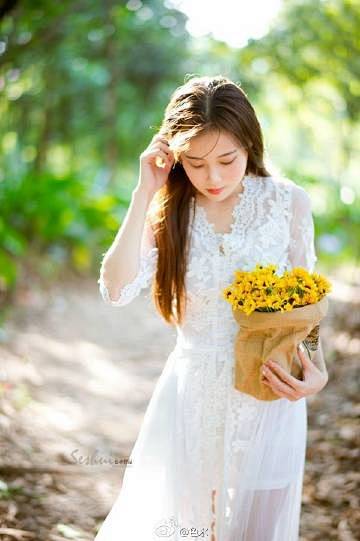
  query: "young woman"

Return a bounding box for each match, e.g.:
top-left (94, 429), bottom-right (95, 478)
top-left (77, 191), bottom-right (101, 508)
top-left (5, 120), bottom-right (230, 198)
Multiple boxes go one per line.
top-left (95, 75), bottom-right (328, 541)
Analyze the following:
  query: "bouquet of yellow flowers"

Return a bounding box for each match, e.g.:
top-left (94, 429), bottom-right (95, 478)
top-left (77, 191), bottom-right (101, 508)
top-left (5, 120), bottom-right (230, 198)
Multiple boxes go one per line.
top-left (223, 264), bottom-right (331, 401)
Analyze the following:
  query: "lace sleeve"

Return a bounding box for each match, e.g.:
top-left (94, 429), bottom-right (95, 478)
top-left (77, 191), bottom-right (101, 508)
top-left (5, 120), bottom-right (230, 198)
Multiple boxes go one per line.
top-left (97, 217), bottom-right (159, 307)
top-left (287, 184), bottom-right (318, 273)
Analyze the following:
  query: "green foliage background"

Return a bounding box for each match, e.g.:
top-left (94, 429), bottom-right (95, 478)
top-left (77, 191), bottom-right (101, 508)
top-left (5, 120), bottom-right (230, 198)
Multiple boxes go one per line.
top-left (0, 0), bottom-right (359, 304)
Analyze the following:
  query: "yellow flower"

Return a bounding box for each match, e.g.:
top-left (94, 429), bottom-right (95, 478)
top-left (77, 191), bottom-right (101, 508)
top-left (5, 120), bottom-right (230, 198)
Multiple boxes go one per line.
top-left (223, 263), bottom-right (331, 314)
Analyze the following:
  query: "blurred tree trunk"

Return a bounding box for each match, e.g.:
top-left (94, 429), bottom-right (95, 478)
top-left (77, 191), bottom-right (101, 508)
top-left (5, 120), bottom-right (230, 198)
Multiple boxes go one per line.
top-left (34, 65), bottom-right (53, 173)
top-left (0, 0), bottom-right (18, 20)
top-left (104, 4), bottom-right (120, 183)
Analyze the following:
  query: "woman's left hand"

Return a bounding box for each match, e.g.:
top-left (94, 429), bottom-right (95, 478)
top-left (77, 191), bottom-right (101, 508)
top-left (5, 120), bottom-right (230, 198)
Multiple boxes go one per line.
top-left (261, 345), bottom-right (329, 401)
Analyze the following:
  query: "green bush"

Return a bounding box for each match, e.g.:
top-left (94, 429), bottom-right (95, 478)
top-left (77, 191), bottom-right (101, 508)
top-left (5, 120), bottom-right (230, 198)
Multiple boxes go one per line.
top-left (0, 172), bottom-right (124, 301)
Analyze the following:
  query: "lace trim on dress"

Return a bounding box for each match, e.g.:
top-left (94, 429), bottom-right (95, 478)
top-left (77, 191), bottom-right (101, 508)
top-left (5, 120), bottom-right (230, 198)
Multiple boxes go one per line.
top-left (190, 174), bottom-right (256, 239)
top-left (98, 246), bottom-right (159, 306)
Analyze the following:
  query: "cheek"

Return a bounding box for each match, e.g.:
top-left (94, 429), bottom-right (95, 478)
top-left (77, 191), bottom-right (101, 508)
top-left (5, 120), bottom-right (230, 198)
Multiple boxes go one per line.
top-left (183, 165), bottom-right (204, 184)
top-left (232, 157), bottom-right (247, 174)
top-left (180, 166), bottom-right (196, 191)
top-left (223, 161), bottom-right (244, 181)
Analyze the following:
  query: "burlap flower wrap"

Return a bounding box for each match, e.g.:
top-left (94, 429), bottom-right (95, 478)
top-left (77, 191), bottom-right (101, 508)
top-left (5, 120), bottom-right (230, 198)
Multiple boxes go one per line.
top-left (232, 296), bottom-right (329, 401)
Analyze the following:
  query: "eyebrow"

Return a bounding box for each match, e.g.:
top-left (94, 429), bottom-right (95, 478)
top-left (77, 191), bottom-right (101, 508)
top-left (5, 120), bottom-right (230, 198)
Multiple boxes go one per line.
top-left (184, 149), bottom-right (237, 160)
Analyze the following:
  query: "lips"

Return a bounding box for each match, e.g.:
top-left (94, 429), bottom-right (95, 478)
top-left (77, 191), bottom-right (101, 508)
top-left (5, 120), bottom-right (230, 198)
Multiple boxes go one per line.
top-left (207, 187), bottom-right (224, 194)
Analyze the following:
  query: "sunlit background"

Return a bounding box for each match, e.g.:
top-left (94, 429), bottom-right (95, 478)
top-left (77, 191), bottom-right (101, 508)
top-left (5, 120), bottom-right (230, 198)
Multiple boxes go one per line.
top-left (0, 0), bottom-right (360, 296)
top-left (0, 0), bottom-right (358, 296)
top-left (173, 0), bottom-right (283, 46)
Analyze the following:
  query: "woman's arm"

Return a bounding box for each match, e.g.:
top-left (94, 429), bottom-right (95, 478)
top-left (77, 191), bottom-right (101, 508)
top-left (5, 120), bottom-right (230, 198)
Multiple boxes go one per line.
top-left (262, 182), bottom-right (329, 400)
top-left (286, 183), bottom-right (318, 273)
top-left (98, 132), bottom-right (174, 307)
top-left (98, 185), bottom-right (156, 305)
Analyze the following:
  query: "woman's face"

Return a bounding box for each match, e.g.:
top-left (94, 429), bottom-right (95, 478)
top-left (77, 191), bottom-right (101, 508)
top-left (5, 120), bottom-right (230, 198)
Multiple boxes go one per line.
top-left (180, 129), bottom-right (249, 203)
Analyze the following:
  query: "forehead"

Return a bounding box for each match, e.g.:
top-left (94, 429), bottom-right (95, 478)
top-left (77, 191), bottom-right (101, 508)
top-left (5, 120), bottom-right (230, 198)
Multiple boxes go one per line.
top-left (185, 130), bottom-right (239, 157)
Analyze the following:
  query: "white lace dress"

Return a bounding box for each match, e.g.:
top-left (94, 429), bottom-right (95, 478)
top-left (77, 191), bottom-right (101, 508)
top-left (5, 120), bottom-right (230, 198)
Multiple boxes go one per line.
top-left (95, 174), bottom-right (318, 541)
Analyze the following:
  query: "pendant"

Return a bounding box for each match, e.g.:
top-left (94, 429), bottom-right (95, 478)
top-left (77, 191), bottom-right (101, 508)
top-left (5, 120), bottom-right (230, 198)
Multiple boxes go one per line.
top-left (219, 243), bottom-right (225, 255)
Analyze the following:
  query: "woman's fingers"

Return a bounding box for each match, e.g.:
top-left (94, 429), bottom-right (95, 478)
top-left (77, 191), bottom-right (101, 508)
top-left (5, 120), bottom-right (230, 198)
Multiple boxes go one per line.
top-left (296, 344), bottom-right (320, 374)
top-left (152, 132), bottom-right (169, 143)
top-left (297, 343), bottom-right (314, 366)
top-left (152, 134), bottom-right (172, 154)
top-left (262, 378), bottom-right (297, 401)
top-left (151, 141), bottom-right (172, 157)
top-left (147, 148), bottom-right (170, 165)
top-left (261, 364), bottom-right (300, 400)
top-left (264, 360), bottom-right (304, 390)
top-left (261, 343), bottom-right (328, 400)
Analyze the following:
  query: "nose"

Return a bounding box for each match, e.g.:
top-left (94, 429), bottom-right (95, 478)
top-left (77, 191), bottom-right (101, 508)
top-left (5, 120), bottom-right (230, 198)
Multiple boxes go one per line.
top-left (207, 166), bottom-right (222, 185)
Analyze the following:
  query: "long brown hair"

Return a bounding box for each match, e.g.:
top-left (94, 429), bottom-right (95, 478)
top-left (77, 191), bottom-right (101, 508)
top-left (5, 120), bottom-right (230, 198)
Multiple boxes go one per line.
top-left (147, 75), bottom-right (271, 326)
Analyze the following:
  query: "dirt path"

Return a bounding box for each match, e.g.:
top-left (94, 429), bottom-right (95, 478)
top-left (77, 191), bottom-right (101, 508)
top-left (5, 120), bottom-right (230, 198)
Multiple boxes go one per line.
top-left (0, 275), bottom-right (175, 540)
top-left (0, 272), bottom-right (359, 540)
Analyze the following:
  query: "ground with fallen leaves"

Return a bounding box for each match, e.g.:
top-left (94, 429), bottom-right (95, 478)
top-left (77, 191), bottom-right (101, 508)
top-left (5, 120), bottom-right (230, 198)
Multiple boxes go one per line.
top-left (0, 268), bottom-right (359, 540)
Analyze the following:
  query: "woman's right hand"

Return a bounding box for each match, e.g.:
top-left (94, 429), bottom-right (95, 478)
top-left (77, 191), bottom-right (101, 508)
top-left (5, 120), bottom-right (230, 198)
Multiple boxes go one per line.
top-left (136, 132), bottom-right (175, 197)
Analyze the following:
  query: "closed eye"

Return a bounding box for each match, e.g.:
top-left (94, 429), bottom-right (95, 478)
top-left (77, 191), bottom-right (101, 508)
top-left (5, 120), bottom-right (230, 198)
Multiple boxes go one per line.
top-left (191, 157), bottom-right (236, 169)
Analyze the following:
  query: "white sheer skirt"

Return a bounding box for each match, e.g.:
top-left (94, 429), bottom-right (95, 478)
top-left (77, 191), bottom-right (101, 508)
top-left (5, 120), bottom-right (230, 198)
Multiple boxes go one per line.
top-left (93, 344), bottom-right (307, 541)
